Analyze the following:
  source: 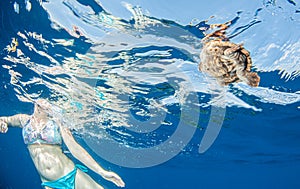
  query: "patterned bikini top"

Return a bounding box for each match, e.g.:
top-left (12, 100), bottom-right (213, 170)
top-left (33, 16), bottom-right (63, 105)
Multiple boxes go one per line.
top-left (22, 119), bottom-right (62, 145)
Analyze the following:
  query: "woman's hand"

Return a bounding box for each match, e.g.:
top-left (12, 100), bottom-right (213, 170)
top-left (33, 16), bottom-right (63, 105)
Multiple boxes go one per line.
top-left (0, 118), bottom-right (8, 133)
top-left (102, 171), bottom-right (125, 187)
top-left (59, 126), bottom-right (126, 187)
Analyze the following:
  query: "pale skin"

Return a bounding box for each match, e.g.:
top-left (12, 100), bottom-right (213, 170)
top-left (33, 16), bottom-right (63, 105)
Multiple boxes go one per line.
top-left (0, 99), bottom-right (125, 189)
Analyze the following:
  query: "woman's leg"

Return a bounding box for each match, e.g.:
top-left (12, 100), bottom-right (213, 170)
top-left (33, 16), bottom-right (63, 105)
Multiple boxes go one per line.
top-left (75, 169), bottom-right (104, 189)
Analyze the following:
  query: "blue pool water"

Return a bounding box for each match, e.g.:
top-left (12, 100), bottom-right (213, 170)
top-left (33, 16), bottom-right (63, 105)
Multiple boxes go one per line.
top-left (0, 0), bottom-right (300, 188)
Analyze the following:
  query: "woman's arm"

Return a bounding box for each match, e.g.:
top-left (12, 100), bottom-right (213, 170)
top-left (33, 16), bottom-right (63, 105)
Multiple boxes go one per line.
top-left (0, 114), bottom-right (30, 133)
top-left (59, 125), bottom-right (125, 187)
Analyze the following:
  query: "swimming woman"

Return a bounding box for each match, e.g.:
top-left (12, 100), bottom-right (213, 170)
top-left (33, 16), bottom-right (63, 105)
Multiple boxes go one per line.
top-left (0, 99), bottom-right (125, 189)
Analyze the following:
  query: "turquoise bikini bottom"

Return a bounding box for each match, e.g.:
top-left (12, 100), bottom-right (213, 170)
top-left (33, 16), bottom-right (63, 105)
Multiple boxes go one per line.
top-left (41, 164), bottom-right (88, 189)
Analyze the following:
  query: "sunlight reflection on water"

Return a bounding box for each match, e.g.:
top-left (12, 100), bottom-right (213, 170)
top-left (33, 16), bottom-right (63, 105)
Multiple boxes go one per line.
top-left (2, 0), bottom-right (300, 155)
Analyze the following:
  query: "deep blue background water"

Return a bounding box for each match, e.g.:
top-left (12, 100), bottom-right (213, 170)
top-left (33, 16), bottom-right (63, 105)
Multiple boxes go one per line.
top-left (1, 0), bottom-right (300, 189)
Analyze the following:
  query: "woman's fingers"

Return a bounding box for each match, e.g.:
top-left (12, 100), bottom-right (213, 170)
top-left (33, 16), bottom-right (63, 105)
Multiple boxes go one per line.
top-left (103, 171), bottom-right (125, 187)
top-left (0, 119), bottom-right (8, 133)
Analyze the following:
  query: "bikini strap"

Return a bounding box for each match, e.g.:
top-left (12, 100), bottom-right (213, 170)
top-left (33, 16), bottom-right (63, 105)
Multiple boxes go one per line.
top-left (75, 164), bottom-right (88, 173)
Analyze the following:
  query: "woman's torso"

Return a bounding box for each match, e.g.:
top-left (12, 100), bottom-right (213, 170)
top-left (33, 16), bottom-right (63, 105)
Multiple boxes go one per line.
top-left (23, 118), bottom-right (73, 181)
top-left (27, 144), bottom-right (74, 181)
